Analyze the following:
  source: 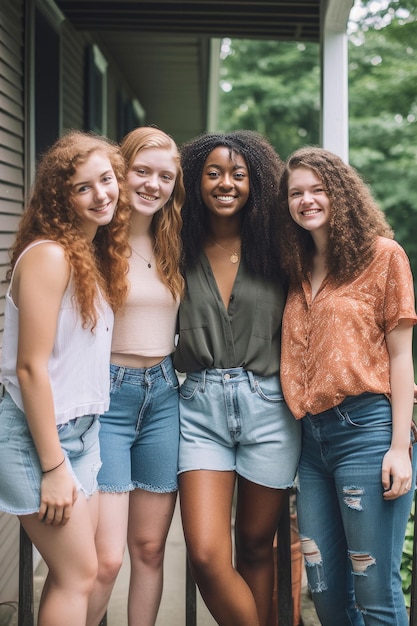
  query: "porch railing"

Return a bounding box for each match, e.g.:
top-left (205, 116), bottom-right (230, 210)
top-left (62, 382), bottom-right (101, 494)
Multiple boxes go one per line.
top-left (16, 490), bottom-right (417, 625)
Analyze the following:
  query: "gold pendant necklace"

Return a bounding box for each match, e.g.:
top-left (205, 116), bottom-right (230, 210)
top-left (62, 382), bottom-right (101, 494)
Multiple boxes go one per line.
top-left (212, 239), bottom-right (240, 264)
top-left (131, 247), bottom-right (152, 268)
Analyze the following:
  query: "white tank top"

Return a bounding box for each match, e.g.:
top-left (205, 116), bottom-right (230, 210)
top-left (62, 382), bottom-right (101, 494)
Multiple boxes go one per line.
top-left (0, 240), bottom-right (114, 425)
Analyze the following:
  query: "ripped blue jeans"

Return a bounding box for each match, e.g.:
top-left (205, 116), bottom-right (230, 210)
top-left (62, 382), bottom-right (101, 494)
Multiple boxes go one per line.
top-left (297, 392), bottom-right (416, 626)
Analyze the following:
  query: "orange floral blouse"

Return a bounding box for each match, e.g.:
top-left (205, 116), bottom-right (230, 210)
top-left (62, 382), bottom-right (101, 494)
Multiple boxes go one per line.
top-left (281, 237), bottom-right (417, 419)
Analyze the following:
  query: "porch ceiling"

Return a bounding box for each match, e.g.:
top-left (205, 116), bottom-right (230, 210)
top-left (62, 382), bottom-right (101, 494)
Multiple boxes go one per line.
top-left (55, 1), bottom-right (350, 144)
top-left (56, 1), bottom-right (322, 41)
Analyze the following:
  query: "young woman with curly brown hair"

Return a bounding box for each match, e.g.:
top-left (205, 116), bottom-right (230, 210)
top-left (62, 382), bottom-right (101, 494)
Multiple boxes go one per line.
top-left (87, 127), bottom-right (185, 626)
top-left (173, 130), bottom-right (301, 626)
top-left (277, 146), bottom-right (417, 626)
top-left (0, 129), bottom-right (130, 625)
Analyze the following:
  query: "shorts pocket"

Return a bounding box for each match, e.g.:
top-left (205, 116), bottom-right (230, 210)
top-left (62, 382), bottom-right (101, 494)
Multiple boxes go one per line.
top-left (179, 378), bottom-right (200, 401)
top-left (0, 400), bottom-right (13, 442)
top-left (0, 395), bottom-right (26, 443)
top-left (253, 376), bottom-right (284, 403)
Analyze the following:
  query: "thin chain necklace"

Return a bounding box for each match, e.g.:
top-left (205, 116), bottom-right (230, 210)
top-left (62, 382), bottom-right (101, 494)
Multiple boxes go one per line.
top-left (212, 239), bottom-right (241, 264)
top-left (131, 247), bottom-right (153, 268)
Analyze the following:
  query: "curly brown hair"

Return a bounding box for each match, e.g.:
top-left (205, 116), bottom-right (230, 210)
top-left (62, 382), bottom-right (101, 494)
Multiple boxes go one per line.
top-left (180, 130), bottom-right (285, 280)
top-left (276, 146), bottom-right (394, 285)
top-left (8, 130), bottom-right (131, 328)
top-left (121, 126), bottom-right (185, 299)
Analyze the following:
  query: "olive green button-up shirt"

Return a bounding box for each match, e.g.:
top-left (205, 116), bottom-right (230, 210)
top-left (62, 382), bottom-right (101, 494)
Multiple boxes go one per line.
top-left (173, 253), bottom-right (285, 377)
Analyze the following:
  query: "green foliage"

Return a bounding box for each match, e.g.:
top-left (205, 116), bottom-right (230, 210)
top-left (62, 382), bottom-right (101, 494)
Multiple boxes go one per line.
top-left (218, 40), bottom-right (320, 159)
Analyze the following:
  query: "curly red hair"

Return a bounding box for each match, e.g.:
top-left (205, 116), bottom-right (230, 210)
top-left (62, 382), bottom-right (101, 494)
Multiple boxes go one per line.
top-left (8, 130), bottom-right (131, 328)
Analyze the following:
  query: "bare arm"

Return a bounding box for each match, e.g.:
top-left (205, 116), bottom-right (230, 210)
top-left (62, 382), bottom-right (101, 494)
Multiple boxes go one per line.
top-left (13, 242), bottom-right (78, 524)
top-left (382, 319), bottom-right (415, 500)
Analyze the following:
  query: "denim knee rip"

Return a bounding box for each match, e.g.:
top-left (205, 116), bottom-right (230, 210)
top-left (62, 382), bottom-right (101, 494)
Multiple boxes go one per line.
top-left (299, 536), bottom-right (327, 592)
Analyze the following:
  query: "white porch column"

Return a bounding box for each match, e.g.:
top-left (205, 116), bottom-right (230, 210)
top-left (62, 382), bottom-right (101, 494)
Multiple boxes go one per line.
top-left (207, 38), bottom-right (222, 132)
top-left (321, 0), bottom-right (354, 162)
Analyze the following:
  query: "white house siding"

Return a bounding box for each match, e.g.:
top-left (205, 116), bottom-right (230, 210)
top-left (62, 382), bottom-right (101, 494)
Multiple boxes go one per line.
top-left (0, 0), bottom-right (25, 615)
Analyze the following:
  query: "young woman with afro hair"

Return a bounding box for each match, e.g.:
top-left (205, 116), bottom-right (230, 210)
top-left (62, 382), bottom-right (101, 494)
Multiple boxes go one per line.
top-left (174, 130), bottom-right (301, 626)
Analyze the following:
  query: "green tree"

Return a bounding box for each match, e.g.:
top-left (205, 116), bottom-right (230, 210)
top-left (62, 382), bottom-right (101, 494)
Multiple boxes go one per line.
top-left (218, 39), bottom-right (320, 159)
top-left (347, 3), bottom-right (417, 300)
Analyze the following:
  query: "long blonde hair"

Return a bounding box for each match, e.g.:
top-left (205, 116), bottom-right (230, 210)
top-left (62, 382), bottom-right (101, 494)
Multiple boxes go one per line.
top-left (9, 130), bottom-right (131, 328)
top-left (121, 126), bottom-right (185, 299)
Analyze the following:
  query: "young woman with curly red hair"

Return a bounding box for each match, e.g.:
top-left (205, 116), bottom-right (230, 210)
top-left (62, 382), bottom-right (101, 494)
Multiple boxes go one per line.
top-left (0, 130), bottom-right (130, 626)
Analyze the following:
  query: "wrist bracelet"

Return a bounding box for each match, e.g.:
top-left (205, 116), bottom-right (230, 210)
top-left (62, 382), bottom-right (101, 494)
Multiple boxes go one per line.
top-left (42, 457), bottom-right (65, 474)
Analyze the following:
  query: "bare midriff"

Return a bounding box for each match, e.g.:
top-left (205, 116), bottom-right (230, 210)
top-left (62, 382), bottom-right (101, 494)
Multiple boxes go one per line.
top-left (111, 352), bottom-right (166, 369)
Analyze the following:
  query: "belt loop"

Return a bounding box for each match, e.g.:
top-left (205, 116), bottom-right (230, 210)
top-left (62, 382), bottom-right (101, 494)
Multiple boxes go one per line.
top-left (200, 370), bottom-right (206, 393)
top-left (160, 357), bottom-right (168, 383)
top-left (247, 370), bottom-right (256, 392)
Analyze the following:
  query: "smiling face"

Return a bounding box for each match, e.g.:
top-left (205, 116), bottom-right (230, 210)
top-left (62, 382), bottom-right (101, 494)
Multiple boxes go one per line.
top-left (70, 150), bottom-right (119, 240)
top-left (287, 166), bottom-right (331, 238)
top-left (127, 147), bottom-right (177, 218)
top-left (200, 146), bottom-right (250, 220)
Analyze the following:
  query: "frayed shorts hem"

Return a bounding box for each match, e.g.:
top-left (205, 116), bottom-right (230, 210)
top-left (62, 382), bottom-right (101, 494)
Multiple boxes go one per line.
top-left (99, 481), bottom-right (178, 494)
top-left (0, 393), bottom-right (102, 512)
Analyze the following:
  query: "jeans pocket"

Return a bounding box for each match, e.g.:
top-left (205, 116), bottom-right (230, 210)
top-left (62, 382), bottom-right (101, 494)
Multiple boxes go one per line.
top-left (253, 376), bottom-right (283, 403)
top-left (179, 378), bottom-right (200, 401)
top-left (335, 398), bottom-right (391, 429)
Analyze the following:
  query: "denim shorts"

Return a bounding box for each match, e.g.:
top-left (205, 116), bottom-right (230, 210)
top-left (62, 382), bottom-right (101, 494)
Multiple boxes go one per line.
top-left (179, 368), bottom-right (301, 489)
top-left (0, 392), bottom-right (101, 515)
top-left (98, 355), bottom-right (180, 493)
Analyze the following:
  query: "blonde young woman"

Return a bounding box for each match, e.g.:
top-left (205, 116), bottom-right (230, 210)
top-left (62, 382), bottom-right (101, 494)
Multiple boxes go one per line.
top-left (0, 130), bottom-right (130, 626)
top-left (87, 127), bottom-right (184, 626)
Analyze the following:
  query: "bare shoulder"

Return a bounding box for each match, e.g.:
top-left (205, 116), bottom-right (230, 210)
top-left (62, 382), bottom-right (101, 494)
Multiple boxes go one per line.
top-left (17, 241), bottom-right (68, 273)
top-left (13, 241), bottom-right (70, 304)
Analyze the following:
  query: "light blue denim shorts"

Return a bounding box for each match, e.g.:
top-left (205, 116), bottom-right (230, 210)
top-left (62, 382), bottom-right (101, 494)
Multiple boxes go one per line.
top-left (98, 355), bottom-right (180, 493)
top-left (179, 368), bottom-right (301, 489)
top-left (0, 392), bottom-right (101, 515)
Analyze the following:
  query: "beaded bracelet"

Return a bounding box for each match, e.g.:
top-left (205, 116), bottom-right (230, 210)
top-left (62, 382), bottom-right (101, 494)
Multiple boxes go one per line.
top-left (42, 457), bottom-right (65, 474)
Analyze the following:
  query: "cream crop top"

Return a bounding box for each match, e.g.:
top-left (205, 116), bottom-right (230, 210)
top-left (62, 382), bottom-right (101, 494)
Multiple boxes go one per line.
top-left (0, 241), bottom-right (114, 425)
top-left (111, 251), bottom-right (179, 357)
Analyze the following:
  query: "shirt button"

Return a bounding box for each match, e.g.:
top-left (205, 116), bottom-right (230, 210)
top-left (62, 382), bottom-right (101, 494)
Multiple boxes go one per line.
top-left (224, 373), bottom-right (231, 381)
